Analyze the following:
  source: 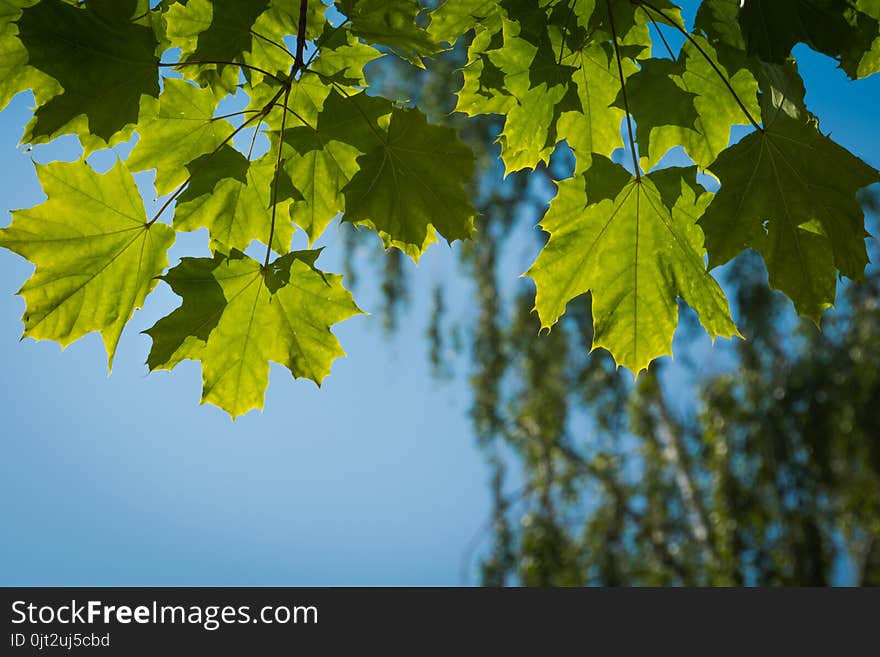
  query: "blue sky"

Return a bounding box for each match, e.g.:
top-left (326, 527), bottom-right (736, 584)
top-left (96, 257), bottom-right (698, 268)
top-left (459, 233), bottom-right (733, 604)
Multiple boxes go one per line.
top-left (1, 5), bottom-right (879, 586)
top-left (0, 87), bottom-right (491, 584)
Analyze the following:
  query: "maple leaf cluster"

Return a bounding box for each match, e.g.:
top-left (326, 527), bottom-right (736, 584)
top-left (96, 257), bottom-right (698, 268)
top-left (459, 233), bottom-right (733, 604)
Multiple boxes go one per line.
top-left (0, 0), bottom-right (877, 417)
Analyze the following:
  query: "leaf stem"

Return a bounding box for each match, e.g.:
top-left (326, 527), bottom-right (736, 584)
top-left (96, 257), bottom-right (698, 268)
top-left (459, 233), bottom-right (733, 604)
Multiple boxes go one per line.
top-left (265, 87), bottom-right (292, 267)
top-left (631, 0), bottom-right (763, 133)
top-left (211, 109), bottom-right (264, 123)
top-left (556, 0), bottom-right (577, 65)
top-left (246, 122), bottom-right (261, 161)
top-left (158, 60), bottom-right (284, 84)
top-left (270, 103), bottom-right (318, 131)
top-left (263, 0), bottom-right (310, 266)
top-left (607, 0), bottom-right (641, 182)
top-left (647, 15), bottom-right (676, 60)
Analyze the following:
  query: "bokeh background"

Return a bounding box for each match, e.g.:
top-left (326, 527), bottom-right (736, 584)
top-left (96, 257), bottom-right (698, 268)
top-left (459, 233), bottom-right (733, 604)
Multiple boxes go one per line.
top-left (1, 1), bottom-right (879, 585)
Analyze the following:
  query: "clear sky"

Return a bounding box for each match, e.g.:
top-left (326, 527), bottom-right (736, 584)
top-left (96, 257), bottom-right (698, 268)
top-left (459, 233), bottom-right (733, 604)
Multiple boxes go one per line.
top-left (0, 88), bottom-right (491, 584)
top-left (1, 5), bottom-right (878, 586)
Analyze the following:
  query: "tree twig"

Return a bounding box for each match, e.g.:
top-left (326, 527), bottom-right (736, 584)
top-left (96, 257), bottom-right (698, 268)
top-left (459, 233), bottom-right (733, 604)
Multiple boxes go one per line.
top-left (159, 60), bottom-right (284, 84)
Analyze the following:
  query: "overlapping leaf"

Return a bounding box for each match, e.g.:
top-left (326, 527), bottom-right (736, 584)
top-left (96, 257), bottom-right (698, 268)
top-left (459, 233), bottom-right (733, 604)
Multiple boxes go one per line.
top-left (738, 0), bottom-right (880, 79)
top-left (619, 35), bottom-right (760, 170)
top-left (173, 145), bottom-right (297, 254)
top-left (145, 250), bottom-right (362, 418)
top-left (701, 115), bottom-right (880, 320)
top-left (0, 0), bottom-right (58, 114)
top-left (279, 89), bottom-right (391, 244)
top-left (163, 0), bottom-right (328, 91)
top-left (455, 0), bottom-right (657, 172)
top-left (341, 105), bottom-right (477, 259)
top-left (127, 78), bottom-right (235, 195)
top-left (336, 0), bottom-right (442, 67)
top-left (428, 0), bottom-right (498, 45)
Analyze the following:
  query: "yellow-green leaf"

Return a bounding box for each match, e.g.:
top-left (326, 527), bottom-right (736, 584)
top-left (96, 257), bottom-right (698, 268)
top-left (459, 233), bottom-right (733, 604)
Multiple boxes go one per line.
top-left (0, 159), bottom-right (175, 367)
top-left (527, 159), bottom-right (739, 374)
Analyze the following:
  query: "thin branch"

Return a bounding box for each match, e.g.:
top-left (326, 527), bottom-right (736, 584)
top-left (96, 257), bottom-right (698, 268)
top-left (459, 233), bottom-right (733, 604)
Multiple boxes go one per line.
top-left (651, 397), bottom-right (715, 558)
top-left (606, 0), bottom-right (641, 182)
top-left (458, 483), bottom-right (534, 585)
top-left (159, 60), bottom-right (284, 84)
top-left (294, 0), bottom-right (310, 71)
top-left (632, 0), bottom-right (763, 132)
top-left (555, 443), bottom-right (693, 582)
top-left (212, 109), bottom-right (264, 123)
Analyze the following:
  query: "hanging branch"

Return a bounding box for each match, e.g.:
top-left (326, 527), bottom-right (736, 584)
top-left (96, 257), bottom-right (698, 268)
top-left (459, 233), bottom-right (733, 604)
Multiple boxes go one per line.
top-left (158, 60), bottom-right (285, 84)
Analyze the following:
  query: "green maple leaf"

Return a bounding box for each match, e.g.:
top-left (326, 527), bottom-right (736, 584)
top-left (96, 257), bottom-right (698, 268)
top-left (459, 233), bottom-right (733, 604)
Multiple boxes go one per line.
top-left (0, 159), bottom-right (175, 367)
top-left (247, 24), bottom-right (381, 133)
top-left (555, 44), bottom-right (627, 174)
top-left (164, 0), bottom-right (328, 90)
top-left (282, 129), bottom-right (361, 246)
top-left (277, 89), bottom-right (391, 244)
top-left (623, 35), bottom-right (760, 171)
top-left (164, 0), bottom-right (269, 68)
top-left (127, 78), bottom-right (236, 196)
top-left (455, 20), bottom-right (515, 117)
top-left (145, 249), bottom-right (362, 419)
top-left (336, 0), bottom-right (442, 67)
top-left (756, 59), bottom-right (809, 124)
top-left (738, 0), bottom-right (880, 80)
top-left (527, 158), bottom-right (739, 374)
top-left (588, 0), bottom-right (683, 52)
top-left (341, 106), bottom-right (477, 260)
top-left (612, 57), bottom-right (700, 168)
top-left (701, 115), bottom-right (880, 321)
top-left (428, 0), bottom-right (498, 45)
top-left (455, 4), bottom-right (633, 173)
top-left (853, 0), bottom-right (880, 78)
top-left (0, 0), bottom-right (59, 114)
top-left (490, 16), bottom-right (572, 172)
top-left (143, 255), bottom-right (226, 372)
top-left (173, 145), bottom-right (297, 254)
top-left (309, 20), bottom-right (382, 86)
top-left (13, 0), bottom-right (160, 151)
